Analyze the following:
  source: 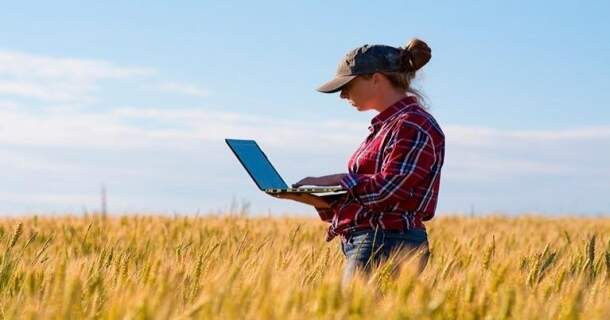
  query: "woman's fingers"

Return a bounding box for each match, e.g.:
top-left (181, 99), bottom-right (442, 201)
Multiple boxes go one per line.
top-left (293, 179), bottom-right (307, 187)
top-left (292, 174), bottom-right (347, 188)
top-left (292, 177), bottom-right (316, 188)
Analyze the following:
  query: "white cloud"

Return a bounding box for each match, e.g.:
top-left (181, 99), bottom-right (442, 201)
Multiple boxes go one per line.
top-left (0, 50), bottom-right (155, 102)
top-left (1, 49), bottom-right (608, 214)
top-left (0, 50), bottom-right (154, 80)
top-left (506, 127), bottom-right (610, 141)
top-left (0, 106), bottom-right (366, 153)
top-left (0, 99), bottom-right (20, 108)
top-left (443, 125), bottom-right (610, 179)
top-left (1, 103), bottom-right (609, 214)
top-left (0, 80), bottom-right (96, 102)
top-left (2, 105), bottom-right (609, 178)
top-left (445, 125), bottom-right (610, 146)
top-left (112, 107), bottom-right (365, 151)
top-left (0, 192), bottom-right (98, 205)
top-left (0, 107), bottom-right (142, 147)
top-left (158, 82), bottom-right (211, 97)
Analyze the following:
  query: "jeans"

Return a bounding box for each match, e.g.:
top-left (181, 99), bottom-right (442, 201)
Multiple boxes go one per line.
top-left (341, 228), bottom-right (430, 285)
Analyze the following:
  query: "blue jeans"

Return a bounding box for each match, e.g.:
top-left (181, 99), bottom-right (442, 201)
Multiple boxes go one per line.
top-left (341, 228), bottom-right (430, 285)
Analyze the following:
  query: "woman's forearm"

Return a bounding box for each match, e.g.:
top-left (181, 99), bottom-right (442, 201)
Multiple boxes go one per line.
top-left (271, 193), bottom-right (331, 209)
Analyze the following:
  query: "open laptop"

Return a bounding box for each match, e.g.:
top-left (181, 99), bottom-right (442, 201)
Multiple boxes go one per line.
top-left (225, 139), bottom-right (345, 194)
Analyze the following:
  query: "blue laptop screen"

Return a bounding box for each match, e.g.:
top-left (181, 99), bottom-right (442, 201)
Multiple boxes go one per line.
top-left (225, 139), bottom-right (288, 190)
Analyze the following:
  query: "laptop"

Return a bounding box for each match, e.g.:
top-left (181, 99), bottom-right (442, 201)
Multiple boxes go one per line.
top-left (225, 139), bottom-right (345, 194)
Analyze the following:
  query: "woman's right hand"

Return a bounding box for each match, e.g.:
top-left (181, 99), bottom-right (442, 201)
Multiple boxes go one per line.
top-left (269, 193), bottom-right (331, 209)
top-left (292, 173), bottom-right (347, 188)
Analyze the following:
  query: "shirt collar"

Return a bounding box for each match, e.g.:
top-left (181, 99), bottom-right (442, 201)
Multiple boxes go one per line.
top-left (369, 96), bottom-right (419, 131)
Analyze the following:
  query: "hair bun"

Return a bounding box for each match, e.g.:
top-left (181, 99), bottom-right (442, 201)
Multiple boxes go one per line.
top-left (401, 38), bottom-right (431, 71)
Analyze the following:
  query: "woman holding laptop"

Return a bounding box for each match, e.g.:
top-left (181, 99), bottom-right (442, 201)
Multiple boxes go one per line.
top-left (274, 38), bottom-right (445, 285)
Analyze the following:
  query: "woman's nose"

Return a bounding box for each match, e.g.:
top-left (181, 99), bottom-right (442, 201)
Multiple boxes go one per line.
top-left (340, 88), bottom-right (348, 99)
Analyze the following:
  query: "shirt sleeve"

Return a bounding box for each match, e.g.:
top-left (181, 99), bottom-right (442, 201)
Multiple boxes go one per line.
top-left (339, 122), bottom-right (436, 210)
top-left (314, 193), bottom-right (346, 222)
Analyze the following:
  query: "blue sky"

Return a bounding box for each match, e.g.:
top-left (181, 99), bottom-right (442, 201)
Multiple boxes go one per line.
top-left (1, 1), bottom-right (609, 216)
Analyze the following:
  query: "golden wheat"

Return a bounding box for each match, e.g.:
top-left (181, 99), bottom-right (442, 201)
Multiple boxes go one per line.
top-left (0, 214), bottom-right (608, 319)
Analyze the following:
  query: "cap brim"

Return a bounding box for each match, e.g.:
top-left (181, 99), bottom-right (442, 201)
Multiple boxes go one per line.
top-left (316, 75), bottom-right (357, 93)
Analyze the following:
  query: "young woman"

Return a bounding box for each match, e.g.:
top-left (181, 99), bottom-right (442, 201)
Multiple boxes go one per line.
top-left (274, 39), bottom-right (445, 285)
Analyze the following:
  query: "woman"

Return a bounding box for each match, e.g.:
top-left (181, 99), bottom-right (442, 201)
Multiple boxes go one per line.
top-left (274, 38), bottom-right (445, 285)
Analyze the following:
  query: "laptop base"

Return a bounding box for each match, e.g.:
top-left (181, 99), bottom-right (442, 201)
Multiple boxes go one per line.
top-left (265, 187), bottom-right (345, 194)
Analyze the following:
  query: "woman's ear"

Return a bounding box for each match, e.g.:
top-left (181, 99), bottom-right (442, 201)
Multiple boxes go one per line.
top-left (372, 73), bottom-right (385, 87)
top-left (371, 73), bottom-right (380, 85)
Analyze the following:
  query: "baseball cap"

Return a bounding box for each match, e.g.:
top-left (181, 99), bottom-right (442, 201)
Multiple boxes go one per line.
top-left (317, 44), bottom-right (404, 94)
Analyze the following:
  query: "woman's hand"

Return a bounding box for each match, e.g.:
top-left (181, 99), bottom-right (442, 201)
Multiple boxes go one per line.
top-left (270, 193), bottom-right (331, 209)
top-left (292, 173), bottom-right (347, 188)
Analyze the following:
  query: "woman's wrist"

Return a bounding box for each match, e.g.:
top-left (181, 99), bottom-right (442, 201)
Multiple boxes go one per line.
top-left (306, 195), bottom-right (330, 209)
top-left (311, 199), bottom-right (330, 209)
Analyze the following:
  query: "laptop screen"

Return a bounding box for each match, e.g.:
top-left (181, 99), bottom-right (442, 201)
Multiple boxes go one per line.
top-left (225, 139), bottom-right (288, 190)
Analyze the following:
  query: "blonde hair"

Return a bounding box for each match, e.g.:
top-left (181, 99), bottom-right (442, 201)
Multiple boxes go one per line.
top-left (362, 38), bottom-right (431, 106)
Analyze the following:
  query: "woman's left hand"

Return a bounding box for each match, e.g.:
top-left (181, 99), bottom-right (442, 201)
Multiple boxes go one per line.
top-left (292, 173), bottom-right (347, 188)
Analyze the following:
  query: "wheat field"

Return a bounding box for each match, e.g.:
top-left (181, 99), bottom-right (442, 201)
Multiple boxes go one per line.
top-left (0, 214), bottom-right (609, 319)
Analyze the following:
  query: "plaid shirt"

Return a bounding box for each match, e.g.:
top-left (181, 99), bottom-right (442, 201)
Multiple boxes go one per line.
top-left (317, 96), bottom-right (445, 241)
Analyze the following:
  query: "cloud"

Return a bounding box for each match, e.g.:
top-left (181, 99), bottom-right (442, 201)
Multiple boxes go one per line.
top-left (2, 105), bottom-right (609, 178)
top-left (0, 108), bottom-right (145, 148)
top-left (0, 191), bottom-right (99, 205)
top-left (0, 50), bottom-right (154, 80)
top-left (1, 49), bottom-right (608, 214)
top-left (445, 125), bottom-right (610, 146)
top-left (443, 125), bottom-right (610, 180)
top-left (0, 80), bottom-right (96, 102)
top-left (1, 103), bottom-right (609, 214)
top-left (0, 50), bottom-right (155, 102)
top-left (158, 82), bottom-right (211, 97)
top-left (113, 107), bottom-right (365, 151)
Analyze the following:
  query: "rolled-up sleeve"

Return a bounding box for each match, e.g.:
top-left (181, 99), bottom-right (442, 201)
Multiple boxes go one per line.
top-left (340, 122), bottom-right (435, 210)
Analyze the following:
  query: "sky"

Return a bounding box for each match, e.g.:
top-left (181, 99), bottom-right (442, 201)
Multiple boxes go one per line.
top-left (1, 1), bottom-right (609, 216)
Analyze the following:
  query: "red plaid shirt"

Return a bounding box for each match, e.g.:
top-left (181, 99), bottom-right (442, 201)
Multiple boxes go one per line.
top-left (317, 96), bottom-right (445, 241)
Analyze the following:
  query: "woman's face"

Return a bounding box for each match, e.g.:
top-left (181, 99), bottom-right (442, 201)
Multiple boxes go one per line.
top-left (339, 76), bottom-right (377, 111)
